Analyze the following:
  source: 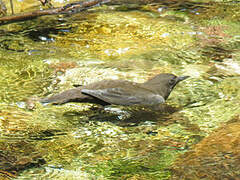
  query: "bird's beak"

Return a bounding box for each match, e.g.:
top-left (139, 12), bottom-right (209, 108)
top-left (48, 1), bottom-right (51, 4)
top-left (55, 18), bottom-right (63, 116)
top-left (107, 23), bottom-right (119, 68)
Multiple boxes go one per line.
top-left (177, 76), bottom-right (190, 82)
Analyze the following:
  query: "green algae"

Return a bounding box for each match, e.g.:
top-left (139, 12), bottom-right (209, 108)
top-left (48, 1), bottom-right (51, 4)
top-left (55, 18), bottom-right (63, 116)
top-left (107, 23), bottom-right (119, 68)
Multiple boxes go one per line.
top-left (0, 52), bottom-right (53, 103)
top-left (177, 77), bottom-right (240, 132)
top-left (85, 150), bottom-right (173, 179)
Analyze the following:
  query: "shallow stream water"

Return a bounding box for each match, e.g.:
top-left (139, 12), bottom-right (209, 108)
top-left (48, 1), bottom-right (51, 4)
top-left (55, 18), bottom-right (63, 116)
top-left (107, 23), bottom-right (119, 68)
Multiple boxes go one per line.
top-left (0, 0), bottom-right (240, 179)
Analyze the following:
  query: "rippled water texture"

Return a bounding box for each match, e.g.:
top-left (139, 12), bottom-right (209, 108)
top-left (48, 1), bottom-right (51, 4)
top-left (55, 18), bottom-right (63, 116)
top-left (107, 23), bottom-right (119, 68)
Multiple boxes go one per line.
top-left (0, 0), bottom-right (240, 179)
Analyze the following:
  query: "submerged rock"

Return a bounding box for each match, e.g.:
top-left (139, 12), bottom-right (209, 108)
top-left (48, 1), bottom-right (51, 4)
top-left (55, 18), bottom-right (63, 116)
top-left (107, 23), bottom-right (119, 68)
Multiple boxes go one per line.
top-left (0, 141), bottom-right (45, 177)
top-left (171, 116), bottom-right (240, 179)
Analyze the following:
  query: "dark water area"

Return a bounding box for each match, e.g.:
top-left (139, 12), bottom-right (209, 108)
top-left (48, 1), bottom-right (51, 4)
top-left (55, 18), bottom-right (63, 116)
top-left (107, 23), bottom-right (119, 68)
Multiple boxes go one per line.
top-left (0, 0), bottom-right (240, 179)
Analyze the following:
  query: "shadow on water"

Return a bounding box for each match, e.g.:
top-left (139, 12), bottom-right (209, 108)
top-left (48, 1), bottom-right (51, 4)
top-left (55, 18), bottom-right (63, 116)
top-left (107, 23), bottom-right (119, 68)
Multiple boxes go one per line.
top-left (62, 104), bottom-right (177, 125)
top-left (28, 129), bottom-right (67, 141)
top-left (62, 103), bottom-right (200, 131)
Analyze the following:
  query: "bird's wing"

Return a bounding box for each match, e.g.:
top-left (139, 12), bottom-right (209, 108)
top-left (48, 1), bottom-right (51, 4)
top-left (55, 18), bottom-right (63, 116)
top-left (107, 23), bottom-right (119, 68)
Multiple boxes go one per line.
top-left (81, 87), bottom-right (165, 106)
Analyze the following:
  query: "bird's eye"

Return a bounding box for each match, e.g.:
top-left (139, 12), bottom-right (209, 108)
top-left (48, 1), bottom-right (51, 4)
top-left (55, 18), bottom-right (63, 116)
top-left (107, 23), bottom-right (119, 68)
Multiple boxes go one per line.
top-left (169, 79), bottom-right (175, 85)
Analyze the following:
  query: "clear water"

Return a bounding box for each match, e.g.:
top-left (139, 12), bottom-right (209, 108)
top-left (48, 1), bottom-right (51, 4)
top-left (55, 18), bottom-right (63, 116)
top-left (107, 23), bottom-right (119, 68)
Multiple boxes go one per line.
top-left (0, 0), bottom-right (240, 179)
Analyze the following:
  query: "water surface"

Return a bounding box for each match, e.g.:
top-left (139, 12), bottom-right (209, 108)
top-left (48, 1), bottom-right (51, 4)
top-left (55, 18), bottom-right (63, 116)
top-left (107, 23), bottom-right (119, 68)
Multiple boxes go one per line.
top-left (0, 0), bottom-right (240, 179)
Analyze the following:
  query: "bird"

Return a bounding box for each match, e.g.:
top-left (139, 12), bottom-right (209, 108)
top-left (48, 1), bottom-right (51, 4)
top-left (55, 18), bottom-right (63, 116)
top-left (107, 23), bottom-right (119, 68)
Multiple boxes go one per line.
top-left (40, 73), bottom-right (189, 106)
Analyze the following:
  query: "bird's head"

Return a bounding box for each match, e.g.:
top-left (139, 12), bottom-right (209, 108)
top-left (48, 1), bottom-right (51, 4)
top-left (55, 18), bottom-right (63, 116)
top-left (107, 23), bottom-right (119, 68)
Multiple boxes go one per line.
top-left (144, 73), bottom-right (190, 100)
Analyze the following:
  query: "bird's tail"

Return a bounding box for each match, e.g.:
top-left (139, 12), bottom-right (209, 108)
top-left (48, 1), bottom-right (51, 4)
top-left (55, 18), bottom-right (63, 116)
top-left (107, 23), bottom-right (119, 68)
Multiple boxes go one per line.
top-left (40, 88), bottom-right (83, 105)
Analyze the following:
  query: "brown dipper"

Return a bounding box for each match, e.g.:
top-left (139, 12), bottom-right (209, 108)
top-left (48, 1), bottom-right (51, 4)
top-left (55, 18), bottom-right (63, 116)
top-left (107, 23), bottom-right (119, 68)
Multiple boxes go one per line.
top-left (40, 73), bottom-right (189, 106)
